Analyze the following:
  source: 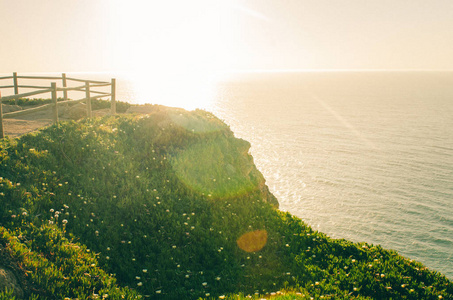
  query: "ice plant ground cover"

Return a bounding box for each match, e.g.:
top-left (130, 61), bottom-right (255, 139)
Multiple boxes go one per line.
top-left (1, 97), bottom-right (131, 112)
top-left (0, 103), bottom-right (452, 299)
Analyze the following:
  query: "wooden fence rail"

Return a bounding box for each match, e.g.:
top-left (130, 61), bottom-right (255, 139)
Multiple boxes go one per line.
top-left (0, 72), bottom-right (117, 139)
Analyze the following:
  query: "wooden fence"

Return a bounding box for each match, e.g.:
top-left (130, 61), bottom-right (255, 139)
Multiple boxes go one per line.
top-left (0, 72), bottom-right (116, 138)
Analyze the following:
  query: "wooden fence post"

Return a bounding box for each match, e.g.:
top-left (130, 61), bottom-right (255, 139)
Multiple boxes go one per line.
top-left (0, 91), bottom-right (4, 139)
top-left (111, 78), bottom-right (116, 114)
top-left (13, 72), bottom-right (18, 105)
top-left (62, 73), bottom-right (68, 101)
top-left (51, 82), bottom-right (58, 124)
top-left (85, 81), bottom-right (92, 118)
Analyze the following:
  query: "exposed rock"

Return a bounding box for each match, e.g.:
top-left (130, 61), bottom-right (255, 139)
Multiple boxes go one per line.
top-left (259, 180), bottom-right (279, 208)
top-left (59, 103), bottom-right (87, 120)
top-left (1, 104), bottom-right (23, 114)
top-left (92, 108), bottom-right (112, 118)
top-left (169, 128), bottom-right (279, 207)
top-left (0, 266), bottom-right (23, 298)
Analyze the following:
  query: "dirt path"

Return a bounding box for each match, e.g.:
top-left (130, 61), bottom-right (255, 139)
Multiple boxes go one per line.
top-left (2, 109), bottom-right (54, 138)
top-left (2, 107), bottom-right (113, 138)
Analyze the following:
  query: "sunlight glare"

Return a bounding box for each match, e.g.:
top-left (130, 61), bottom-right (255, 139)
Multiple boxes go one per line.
top-left (106, 0), bottom-right (235, 74)
top-left (104, 0), bottom-right (238, 109)
top-left (125, 72), bottom-right (220, 110)
top-left (312, 94), bottom-right (378, 150)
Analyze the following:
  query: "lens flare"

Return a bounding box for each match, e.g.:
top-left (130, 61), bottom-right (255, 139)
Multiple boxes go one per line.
top-left (237, 230), bottom-right (268, 252)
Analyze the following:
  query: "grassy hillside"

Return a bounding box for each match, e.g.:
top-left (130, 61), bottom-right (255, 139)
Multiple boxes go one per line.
top-left (0, 105), bottom-right (452, 299)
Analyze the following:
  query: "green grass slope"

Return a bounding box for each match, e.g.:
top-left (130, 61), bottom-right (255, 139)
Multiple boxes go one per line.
top-left (0, 105), bottom-right (452, 299)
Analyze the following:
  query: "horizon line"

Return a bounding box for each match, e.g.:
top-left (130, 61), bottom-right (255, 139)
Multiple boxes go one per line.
top-left (225, 68), bottom-right (453, 73)
top-left (2, 68), bottom-right (453, 76)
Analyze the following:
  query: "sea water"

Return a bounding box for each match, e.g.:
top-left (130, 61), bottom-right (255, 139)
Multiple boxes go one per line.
top-left (4, 71), bottom-right (452, 278)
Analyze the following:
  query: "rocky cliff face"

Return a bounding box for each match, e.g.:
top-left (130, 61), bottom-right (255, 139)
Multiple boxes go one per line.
top-left (234, 137), bottom-right (279, 208)
top-left (258, 179), bottom-right (279, 207)
top-left (163, 107), bottom-right (279, 207)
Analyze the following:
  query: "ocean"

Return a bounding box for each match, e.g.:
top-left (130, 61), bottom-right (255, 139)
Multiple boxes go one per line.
top-left (206, 71), bottom-right (453, 279)
top-left (3, 70), bottom-right (453, 278)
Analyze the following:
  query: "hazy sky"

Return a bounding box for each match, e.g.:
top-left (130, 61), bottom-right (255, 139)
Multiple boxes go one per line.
top-left (2, 0), bottom-right (453, 73)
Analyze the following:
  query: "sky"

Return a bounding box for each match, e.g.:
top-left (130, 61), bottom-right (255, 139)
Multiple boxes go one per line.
top-left (2, 0), bottom-right (453, 74)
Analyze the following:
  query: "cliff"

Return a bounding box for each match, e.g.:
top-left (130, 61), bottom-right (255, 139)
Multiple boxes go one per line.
top-left (0, 105), bottom-right (451, 299)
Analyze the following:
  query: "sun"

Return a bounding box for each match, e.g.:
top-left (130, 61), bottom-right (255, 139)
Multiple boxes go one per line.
top-left (104, 0), bottom-right (237, 75)
top-left (99, 0), bottom-right (242, 109)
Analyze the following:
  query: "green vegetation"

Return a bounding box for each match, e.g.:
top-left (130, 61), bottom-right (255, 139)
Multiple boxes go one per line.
top-left (2, 97), bottom-right (67, 107)
top-left (2, 97), bottom-right (131, 113)
top-left (90, 98), bottom-right (131, 113)
top-left (1, 104), bottom-right (452, 299)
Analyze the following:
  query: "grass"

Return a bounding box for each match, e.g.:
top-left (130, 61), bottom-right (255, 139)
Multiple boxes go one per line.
top-left (0, 103), bottom-right (452, 299)
top-left (2, 97), bottom-right (131, 113)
